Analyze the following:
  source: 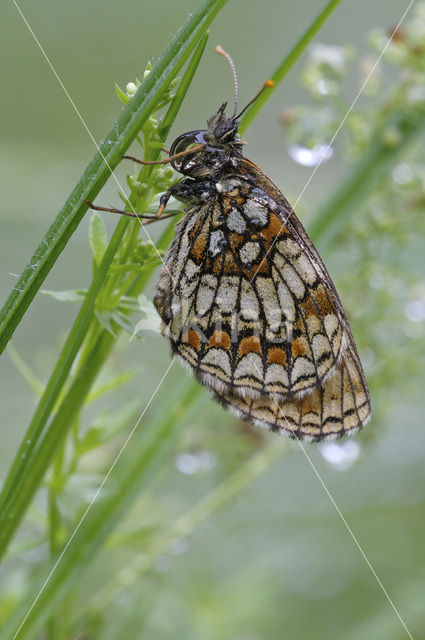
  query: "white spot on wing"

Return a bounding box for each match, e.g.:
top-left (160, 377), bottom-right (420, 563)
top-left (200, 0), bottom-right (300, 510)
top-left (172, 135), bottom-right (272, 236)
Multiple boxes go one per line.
top-left (196, 274), bottom-right (217, 315)
top-left (240, 279), bottom-right (259, 320)
top-left (239, 242), bottom-right (260, 265)
top-left (209, 230), bottom-right (225, 256)
top-left (216, 276), bottom-right (239, 313)
top-left (202, 348), bottom-right (231, 376)
top-left (243, 200), bottom-right (268, 226)
top-left (235, 354), bottom-right (263, 381)
top-left (227, 208), bottom-right (246, 233)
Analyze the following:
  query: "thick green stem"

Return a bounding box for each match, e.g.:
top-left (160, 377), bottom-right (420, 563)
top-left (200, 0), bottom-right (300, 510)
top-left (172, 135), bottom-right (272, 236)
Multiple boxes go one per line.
top-left (0, 216), bottom-right (177, 559)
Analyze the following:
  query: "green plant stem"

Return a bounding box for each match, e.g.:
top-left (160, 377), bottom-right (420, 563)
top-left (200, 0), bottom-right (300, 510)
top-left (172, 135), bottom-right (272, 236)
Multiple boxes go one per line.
top-left (0, 0), bottom-right (229, 355)
top-left (47, 444), bottom-right (65, 640)
top-left (0, 382), bottom-right (201, 640)
top-left (239, 0), bottom-right (343, 133)
top-left (0, 218), bottom-right (129, 524)
top-left (309, 108), bottom-right (425, 246)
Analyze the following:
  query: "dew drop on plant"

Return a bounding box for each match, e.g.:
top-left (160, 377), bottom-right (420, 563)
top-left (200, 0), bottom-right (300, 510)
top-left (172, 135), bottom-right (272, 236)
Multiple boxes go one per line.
top-left (287, 143), bottom-right (333, 167)
top-left (175, 450), bottom-right (216, 475)
top-left (319, 441), bottom-right (360, 470)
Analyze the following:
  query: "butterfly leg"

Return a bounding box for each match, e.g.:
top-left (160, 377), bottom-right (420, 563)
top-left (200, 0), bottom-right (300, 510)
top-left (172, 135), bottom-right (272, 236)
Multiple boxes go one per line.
top-left (84, 200), bottom-right (179, 226)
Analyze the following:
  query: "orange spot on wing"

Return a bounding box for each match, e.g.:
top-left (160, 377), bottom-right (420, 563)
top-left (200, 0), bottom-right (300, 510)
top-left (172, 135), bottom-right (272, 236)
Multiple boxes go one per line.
top-left (267, 347), bottom-right (287, 366)
top-left (190, 231), bottom-right (207, 263)
top-left (221, 253), bottom-right (240, 274)
top-left (300, 297), bottom-right (317, 317)
top-left (239, 335), bottom-right (261, 357)
top-left (315, 284), bottom-right (335, 315)
top-left (185, 329), bottom-right (201, 350)
top-left (291, 337), bottom-right (308, 358)
top-left (261, 212), bottom-right (289, 243)
top-left (209, 330), bottom-right (231, 349)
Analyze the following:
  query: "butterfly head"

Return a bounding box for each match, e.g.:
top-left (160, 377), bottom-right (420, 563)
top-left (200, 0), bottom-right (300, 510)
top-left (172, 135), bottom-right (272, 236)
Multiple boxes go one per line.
top-left (169, 104), bottom-right (241, 177)
top-left (206, 102), bottom-right (239, 143)
top-left (168, 47), bottom-right (273, 178)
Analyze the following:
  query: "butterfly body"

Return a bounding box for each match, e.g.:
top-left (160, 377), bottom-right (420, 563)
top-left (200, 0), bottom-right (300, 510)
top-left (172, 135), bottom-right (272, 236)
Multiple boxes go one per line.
top-left (154, 103), bottom-right (371, 441)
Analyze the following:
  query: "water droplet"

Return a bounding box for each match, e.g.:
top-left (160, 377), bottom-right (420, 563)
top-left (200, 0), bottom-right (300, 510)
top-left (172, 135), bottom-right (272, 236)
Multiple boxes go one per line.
top-left (288, 143), bottom-right (333, 167)
top-left (319, 440), bottom-right (360, 470)
top-left (175, 450), bottom-right (216, 475)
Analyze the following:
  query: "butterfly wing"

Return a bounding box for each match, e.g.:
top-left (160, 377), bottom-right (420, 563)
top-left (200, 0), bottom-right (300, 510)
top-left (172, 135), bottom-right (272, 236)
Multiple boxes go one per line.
top-left (214, 343), bottom-right (370, 441)
top-left (154, 163), bottom-right (370, 438)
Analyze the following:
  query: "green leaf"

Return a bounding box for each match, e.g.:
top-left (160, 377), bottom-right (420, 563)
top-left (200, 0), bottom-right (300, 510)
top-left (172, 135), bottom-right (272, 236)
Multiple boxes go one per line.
top-left (77, 399), bottom-right (141, 453)
top-left (89, 213), bottom-right (108, 266)
top-left (87, 367), bottom-right (140, 403)
top-left (110, 310), bottom-right (137, 336)
top-left (115, 82), bottom-right (130, 105)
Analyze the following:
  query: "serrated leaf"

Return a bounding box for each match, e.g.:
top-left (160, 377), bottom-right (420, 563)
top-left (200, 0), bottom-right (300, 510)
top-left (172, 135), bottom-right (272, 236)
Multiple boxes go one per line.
top-left (89, 212), bottom-right (108, 266)
top-left (42, 289), bottom-right (87, 302)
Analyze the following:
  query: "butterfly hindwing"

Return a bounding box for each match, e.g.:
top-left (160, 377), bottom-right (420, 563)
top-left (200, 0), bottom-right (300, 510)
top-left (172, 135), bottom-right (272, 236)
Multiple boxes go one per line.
top-left (214, 343), bottom-right (370, 441)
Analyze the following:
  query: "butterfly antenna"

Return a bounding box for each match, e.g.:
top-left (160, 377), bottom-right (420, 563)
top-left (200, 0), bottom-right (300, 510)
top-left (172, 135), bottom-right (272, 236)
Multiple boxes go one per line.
top-left (235, 79), bottom-right (274, 120)
top-left (215, 45), bottom-right (239, 119)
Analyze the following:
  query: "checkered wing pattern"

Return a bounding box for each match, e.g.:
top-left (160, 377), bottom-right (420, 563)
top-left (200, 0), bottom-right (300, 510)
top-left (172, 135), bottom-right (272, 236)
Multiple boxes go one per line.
top-left (154, 159), bottom-right (370, 441)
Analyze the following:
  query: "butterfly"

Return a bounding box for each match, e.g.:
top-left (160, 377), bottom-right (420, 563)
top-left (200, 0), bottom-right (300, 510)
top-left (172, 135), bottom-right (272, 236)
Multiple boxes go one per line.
top-left (88, 47), bottom-right (371, 442)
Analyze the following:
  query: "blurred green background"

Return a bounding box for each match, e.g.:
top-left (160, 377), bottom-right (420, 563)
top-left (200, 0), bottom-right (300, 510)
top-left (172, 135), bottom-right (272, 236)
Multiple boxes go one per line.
top-left (1, 0), bottom-right (425, 638)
